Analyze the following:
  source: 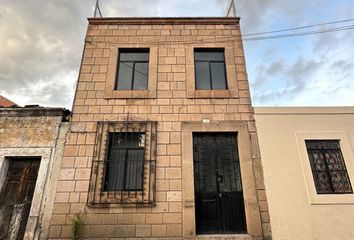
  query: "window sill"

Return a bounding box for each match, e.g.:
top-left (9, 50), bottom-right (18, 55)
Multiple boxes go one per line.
top-left (187, 89), bottom-right (239, 99)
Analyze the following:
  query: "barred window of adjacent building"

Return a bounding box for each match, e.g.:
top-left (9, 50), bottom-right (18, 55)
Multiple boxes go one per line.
top-left (305, 140), bottom-right (353, 194)
top-left (194, 49), bottom-right (228, 90)
top-left (116, 49), bottom-right (149, 90)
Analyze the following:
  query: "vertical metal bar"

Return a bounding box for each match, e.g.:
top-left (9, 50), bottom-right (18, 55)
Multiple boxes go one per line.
top-left (91, 122), bottom-right (100, 204)
top-left (145, 123), bottom-right (150, 203)
top-left (138, 125), bottom-right (142, 202)
top-left (131, 62), bottom-right (136, 90)
top-left (121, 130), bottom-right (129, 202)
top-left (320, 149), bottom-right (335, 193)
top-left (209, 61), bottom-right (213, 90)
top-left (98, 123), bottom-right (105, 204)
top-left (113, 130), bottom-right (118, 200)
top-left (214, 134), bottom-right (222, 232)
top-left (152, 122), bottom-right (157, 204)
top-left (228, 135), bottom-right (233, 192)
top-left (133, 130), bottom-right (137, 200)
top-left (105, 129), bottom-right (110, 197)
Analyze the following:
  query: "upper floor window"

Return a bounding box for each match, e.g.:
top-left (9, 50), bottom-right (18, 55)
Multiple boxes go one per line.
top-left (116, 49), bottom-right (149, 90)
top-left (305, 140), bottom-right (353, 194)
top-left (194, 49), bottom-right (227, 90)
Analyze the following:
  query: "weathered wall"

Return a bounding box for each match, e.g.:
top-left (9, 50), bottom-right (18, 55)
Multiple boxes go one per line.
top-left (255, 107), bottom-right (354, 240)
top-left (0, 109), bottom-right (69, 240)
top-left (48, 18), bottom-right (271, 239)
top-left (0, 116), bottom-right (62, 147)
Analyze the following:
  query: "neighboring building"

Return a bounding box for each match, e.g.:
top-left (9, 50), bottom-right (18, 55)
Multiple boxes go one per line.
top-left (255, 107), bottom-right (354, 240)
top-left (48, 17), bottom-right (271, 239)
top-left (0, 95), bottom-right (18, 108)
top-left (0, 104), bottom-right (70, 239)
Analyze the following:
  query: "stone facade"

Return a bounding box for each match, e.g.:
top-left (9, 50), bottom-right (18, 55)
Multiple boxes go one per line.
top-left (0, 106), bottom-right (70, 239)
top-left (48, 17), bottom-right (271, 239)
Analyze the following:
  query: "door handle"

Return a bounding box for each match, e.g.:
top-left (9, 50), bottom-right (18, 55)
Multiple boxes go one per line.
top-left (217, 175), bottom-right (223, 183)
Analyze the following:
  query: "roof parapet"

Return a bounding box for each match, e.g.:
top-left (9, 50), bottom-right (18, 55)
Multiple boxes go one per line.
top-left (88, 17), bottom-right (240, 25)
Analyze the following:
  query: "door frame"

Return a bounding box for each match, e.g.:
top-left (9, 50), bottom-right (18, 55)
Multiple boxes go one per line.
top-left (182, 121), bottom-right (263, 239)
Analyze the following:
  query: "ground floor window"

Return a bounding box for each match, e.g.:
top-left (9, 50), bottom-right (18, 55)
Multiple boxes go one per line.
top-left (306, 140), bottom-right (353, 194)
top-left (88, 121), bottom-right (157, 206)
top-left (104, 132), bottom-right (145, 191)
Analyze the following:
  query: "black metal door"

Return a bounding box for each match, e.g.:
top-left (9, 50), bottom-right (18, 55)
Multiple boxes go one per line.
top-left (0, 158), bottom-right (40, 240)
top-left (193, 133), bottom-right (246, 234)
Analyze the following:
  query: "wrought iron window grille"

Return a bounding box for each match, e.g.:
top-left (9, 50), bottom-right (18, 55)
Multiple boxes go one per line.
top-left (305, 140), bottom-right (353, 194)
top-left (88, 121), bottom-right (157, 206)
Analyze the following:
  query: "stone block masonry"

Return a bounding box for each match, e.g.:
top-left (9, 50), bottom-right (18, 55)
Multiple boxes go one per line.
top-left (48, 17), bottom-right (271, 240)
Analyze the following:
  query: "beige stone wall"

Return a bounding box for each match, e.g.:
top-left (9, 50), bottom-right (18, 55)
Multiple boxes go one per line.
top-left (48, 18), bottom-right (270, 239)
top-left (255, 107), bottom-right (354, 240)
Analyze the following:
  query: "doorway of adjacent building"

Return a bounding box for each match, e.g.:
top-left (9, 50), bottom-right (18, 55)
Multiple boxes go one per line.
top-left (0, 158), bottom-right (41, 240)
top-left (193, 133), bottom-right (247, 234)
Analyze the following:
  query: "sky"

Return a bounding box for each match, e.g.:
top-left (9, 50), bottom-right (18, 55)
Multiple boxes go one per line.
top-left (0, 0), bottom-right (353, 108)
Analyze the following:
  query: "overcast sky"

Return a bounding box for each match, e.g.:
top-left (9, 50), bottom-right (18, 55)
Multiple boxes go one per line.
top-left (0, 0), bottom-right (353, 108)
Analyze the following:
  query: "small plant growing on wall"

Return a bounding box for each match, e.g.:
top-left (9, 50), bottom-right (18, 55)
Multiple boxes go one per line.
top-left (71, 213), bottom-right (82, 240)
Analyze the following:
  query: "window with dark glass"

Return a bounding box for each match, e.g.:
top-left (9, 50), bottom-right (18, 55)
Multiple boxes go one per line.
top-left (194, 49), bottom-right (227, 90)
top-left (104, 132), bottom-right (145, 191)
top-left (89, 121), bottom-right (157, 206)
top-left (305, 140), bottom-right (353, 194)
top-left (116, 49), bottom-right (149, 90)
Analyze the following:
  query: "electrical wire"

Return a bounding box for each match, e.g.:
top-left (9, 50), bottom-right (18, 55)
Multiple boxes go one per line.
top-left (243, 18), bottom-right (354, 36)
